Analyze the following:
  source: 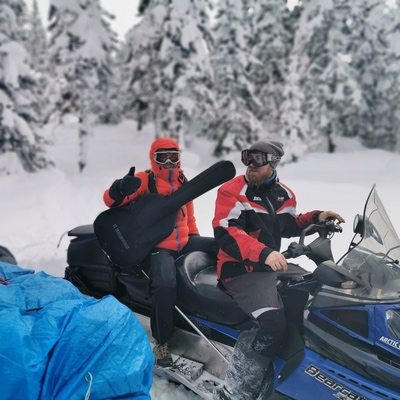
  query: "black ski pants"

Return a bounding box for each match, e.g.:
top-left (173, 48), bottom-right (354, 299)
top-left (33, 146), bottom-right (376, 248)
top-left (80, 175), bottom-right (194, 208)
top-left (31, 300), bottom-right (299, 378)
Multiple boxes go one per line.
top-left (144, 235), bottom-right (218, 345)
top-left (220, 271), bottom-right (287, 358)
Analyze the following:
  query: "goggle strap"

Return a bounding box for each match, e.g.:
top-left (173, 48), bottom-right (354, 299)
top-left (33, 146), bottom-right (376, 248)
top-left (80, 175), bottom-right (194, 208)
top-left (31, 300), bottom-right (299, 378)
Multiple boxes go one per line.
top-left (154, 151), bottom-right (180, 155)
top-left (266, 154), bottom-right (281, 162)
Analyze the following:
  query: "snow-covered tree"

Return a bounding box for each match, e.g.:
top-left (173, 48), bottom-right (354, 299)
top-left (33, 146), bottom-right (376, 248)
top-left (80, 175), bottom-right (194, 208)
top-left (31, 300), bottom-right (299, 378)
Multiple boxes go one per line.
top-left (195, 0), bottom-right (214, 50)
top-left (246, 0), bottom-right (291, 135)
top-left (27, 0), bottom-right (48, 73)
top-left (163, 0), bottom-right (215, 145)
top-left (100, 45), bottom-right (124, 125)
top-left (118, 1), bottom-right (168, 135)
top-left (349, 0), bottom-right (400, 151)
top-left (280, 0), bottom-right (363, 159)
top-left (0, 0), bottom-right (51, 174)
top-left (281, 0), bottom-right (400, 156)
top-left (90, 7), bottom-right (120, 125)
top-left (384, 0), bottom-right (400, 151)
top-left (279, 3), bottom-right (308, 162)
top-left (121, 0), bottom-right (215, 146)
top-left (26, 0), bottom-right (50, 126)
top-left (47, 0), bottom-right (118, 171)
top-left (209, 0), bottom-right (263, 156)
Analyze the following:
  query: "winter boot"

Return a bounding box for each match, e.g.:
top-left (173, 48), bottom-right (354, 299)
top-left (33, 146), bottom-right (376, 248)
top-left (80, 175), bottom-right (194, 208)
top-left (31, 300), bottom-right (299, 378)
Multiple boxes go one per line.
top-left (221, 330), bottom-right (271, 400)
top-left (218, 385), bottom-right (232, 400)
top-left (153, 342), bottom-right (173, 367)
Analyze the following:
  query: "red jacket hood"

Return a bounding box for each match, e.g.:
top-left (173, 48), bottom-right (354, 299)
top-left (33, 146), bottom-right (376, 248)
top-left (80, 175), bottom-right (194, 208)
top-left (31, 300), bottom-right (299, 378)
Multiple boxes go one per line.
top-left (150, 137), bottom-right (182, 180)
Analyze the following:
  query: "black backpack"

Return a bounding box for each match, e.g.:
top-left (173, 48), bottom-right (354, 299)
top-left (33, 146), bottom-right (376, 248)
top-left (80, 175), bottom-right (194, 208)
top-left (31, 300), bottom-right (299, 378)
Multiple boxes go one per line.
top-left (0, 245), bottom-right (17, 265)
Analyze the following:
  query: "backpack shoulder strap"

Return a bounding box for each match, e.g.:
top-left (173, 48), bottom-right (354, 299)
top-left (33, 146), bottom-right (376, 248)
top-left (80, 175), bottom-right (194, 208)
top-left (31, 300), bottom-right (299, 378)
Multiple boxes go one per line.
top-left (146, 170), bottom-right (157, 193)
top-left (178, 171), bottom-right (187, 185)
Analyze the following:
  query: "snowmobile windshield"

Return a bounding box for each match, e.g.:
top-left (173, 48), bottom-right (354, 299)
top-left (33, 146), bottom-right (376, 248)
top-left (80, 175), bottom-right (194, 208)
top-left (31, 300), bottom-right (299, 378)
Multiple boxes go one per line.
top-left (340, 186), bottom-right (400, 302)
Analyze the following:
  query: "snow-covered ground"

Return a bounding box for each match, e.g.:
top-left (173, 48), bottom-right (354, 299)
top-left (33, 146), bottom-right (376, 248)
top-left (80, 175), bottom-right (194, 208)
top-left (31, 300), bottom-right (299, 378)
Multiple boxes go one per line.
top-left (1, 118), bottom-right (400, 399)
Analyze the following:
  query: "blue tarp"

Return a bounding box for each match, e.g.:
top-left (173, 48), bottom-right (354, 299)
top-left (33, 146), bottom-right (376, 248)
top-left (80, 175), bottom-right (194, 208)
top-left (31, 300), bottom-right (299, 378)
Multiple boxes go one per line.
top-left (0, 262), bottom-right (154, 400)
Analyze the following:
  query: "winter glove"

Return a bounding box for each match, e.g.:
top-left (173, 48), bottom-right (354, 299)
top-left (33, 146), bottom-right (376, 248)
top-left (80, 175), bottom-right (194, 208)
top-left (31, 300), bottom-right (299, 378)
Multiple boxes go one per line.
top-left (119, 175), bottom-right (142, 196)
top-left (109, 167), bottom-right (141, 203)
top-left (118, 166), bottom-right (142, 196)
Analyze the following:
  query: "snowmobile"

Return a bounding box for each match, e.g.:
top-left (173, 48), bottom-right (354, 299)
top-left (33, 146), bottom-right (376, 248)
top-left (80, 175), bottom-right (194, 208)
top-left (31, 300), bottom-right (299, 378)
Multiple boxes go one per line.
top-left (64, 184), bottom-right (400, 400)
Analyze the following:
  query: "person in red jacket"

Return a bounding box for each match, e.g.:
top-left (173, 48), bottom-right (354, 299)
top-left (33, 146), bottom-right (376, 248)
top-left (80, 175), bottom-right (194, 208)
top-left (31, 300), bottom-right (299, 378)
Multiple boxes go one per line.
top-left (103, 137), bottom-right (218, 367)
top-left (212, 139), bottom-right (345, 400)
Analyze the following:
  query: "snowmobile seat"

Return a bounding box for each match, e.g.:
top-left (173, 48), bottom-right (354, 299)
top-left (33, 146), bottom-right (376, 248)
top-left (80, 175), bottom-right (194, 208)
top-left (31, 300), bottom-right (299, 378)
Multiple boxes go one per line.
top-left (68, 224), bottom-right (95, 237)
top-left (66, 224), bottom-right (125, 297)
top-left (176, 251), bottom-right (248, 326)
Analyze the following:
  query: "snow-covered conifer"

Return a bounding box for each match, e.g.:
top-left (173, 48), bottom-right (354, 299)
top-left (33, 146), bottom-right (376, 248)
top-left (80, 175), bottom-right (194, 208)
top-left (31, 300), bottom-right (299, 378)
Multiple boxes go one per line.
top-left (384, 0), bottom-right (400, 151)
top-left (118, 2), bottom-right (167, 134)
top-left (28, 0), bottom-right (48, 74)
top-left (0, 0), bottom-right (50, 173)
top-left (121, 0), bottom-right (214, 146)
top-left (281, 0), bottom-right (363, 159)
top-left (349, 0), bottom-right (400, 151)
top-left (26, 0), bottom-right (50, 126)
top-left (209, 0), bottom-right (263, 156)
top-left (47, 0), bottom-right (118, 171)
top-left (246, 0), bottom-right (291, 135)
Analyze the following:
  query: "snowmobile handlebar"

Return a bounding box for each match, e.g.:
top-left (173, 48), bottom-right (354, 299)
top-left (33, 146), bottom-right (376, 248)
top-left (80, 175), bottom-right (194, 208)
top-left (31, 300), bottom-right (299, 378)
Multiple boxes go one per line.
top-left (281, 219), bottom-right (343, 260)
top-left (300, 219), bottom-right (342, 244)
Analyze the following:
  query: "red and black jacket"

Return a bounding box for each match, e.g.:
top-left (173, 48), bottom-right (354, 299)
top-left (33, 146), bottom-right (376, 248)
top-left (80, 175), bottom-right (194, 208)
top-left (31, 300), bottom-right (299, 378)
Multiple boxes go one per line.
top-left (212, 174), bottom-right (320, 280)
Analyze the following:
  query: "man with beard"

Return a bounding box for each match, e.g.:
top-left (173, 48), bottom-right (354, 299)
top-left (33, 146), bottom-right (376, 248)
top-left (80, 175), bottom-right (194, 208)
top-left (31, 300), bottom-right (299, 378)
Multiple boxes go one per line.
top-left (212, 139), bottom-right (344, 400)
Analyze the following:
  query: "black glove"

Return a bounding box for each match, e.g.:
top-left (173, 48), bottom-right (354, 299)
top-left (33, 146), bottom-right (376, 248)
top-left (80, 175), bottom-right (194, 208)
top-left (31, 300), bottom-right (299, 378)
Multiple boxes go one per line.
top-left (119, 175), bottom-right (142, 196)
top-left (109, 167), bottom-right (141, 207)
top-left (110, 167), bottom-right (141, 199)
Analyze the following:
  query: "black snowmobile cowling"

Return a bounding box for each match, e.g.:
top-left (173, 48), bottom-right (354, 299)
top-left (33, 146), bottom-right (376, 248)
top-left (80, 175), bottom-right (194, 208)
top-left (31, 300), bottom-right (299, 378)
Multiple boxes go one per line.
top-left (93, 160), bottom-right (236, 267)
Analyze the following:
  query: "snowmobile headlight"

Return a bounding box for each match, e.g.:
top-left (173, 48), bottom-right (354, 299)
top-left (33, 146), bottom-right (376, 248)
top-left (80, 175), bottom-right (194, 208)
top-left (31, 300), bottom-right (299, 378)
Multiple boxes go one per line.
top-left (340, 280), bottom-right (357, 289)
top-left (353, 214), bottom-right (364, 235)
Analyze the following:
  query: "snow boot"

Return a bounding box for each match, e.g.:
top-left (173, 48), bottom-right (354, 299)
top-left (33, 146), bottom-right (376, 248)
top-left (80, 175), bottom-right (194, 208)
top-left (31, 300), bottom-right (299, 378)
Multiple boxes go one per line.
top-left (153, 342), bottom-right (173, 367)
top-left (220, 330), bottom-right (272, 400)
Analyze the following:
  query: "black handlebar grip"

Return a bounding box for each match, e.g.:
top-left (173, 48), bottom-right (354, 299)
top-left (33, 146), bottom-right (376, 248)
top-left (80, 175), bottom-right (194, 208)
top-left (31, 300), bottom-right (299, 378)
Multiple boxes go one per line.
top-left (281, 250), bottom-right (290, 259)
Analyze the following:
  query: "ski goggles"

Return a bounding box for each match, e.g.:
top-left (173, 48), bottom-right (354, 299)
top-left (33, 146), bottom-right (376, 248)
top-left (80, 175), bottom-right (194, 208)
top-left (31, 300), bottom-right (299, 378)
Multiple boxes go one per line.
top-left (153, 150), bottom-right (181, 165)
top-left (241, 149), bottom-right (281, 167)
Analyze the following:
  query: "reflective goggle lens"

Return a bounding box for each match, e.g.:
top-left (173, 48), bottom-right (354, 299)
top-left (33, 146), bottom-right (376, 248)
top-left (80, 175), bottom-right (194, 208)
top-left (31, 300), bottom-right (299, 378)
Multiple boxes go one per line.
top-left (241, 150), bottom-right (281, 167)
top-left (241, 150), bottom-right (268, 167)
top-left (154, 150), bottom-right (181, 165)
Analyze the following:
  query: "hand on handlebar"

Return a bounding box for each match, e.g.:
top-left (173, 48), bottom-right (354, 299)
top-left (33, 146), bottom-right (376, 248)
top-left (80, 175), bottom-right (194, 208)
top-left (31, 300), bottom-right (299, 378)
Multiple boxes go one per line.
top-left (265, 251), bottom-right (288, 272)
top-left (318, 210), bottom-right (345, 223)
